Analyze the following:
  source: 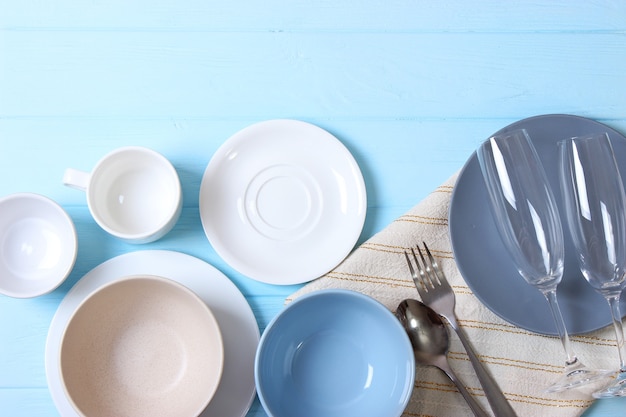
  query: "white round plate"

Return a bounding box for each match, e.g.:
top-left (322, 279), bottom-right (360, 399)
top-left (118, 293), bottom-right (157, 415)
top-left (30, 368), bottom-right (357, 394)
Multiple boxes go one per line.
top-left (200, 119), bottom-right (367, 285)
top-left (45, 250), bottom-right (259, 417)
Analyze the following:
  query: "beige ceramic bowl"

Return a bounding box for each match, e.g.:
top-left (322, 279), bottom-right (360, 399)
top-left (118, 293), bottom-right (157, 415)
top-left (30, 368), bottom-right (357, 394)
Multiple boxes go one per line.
top-left (59, 275), bottom-right (224, 417)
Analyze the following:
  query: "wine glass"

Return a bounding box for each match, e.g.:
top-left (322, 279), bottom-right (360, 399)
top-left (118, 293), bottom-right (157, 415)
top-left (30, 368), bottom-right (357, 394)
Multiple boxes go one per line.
top-left (558, 132), bottom-right (626, 398)
top-left (477, 128), bottom-right (610, 392)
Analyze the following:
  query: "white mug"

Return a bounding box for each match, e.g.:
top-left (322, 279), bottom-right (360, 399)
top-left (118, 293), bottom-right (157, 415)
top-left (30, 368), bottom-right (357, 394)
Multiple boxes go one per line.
top-left (63, 146), bottom-right (182, 244)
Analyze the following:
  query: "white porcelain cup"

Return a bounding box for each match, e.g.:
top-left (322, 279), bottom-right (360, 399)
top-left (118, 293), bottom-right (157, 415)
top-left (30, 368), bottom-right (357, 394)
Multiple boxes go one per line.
top-left (63, 146), bottom-right (182, 244)
top-left (0, 193), bottom-right (77, 298)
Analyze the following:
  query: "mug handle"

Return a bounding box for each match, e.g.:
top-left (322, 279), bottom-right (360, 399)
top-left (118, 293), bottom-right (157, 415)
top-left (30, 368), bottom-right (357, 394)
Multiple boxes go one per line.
top-left (63, 168), bottom-right (90, 191)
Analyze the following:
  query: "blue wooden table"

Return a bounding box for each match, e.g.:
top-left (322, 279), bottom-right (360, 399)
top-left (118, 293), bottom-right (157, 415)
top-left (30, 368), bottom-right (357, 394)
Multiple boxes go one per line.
top-left (1, 1), bottom-right (625, 415)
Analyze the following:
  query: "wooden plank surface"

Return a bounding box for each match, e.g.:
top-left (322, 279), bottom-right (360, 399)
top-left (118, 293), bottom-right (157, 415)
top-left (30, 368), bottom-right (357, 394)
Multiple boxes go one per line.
top-left (1, 1), bottom-right (625, 416)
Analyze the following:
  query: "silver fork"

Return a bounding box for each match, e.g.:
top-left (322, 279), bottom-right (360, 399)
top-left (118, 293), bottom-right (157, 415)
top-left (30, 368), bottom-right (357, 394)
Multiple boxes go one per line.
top-left (405, 243), bottom-right (518, 417)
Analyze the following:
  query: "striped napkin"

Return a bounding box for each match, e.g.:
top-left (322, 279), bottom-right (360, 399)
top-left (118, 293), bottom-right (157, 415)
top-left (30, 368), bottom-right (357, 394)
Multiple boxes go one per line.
top-left (287, 173), bottom-right (618, 417)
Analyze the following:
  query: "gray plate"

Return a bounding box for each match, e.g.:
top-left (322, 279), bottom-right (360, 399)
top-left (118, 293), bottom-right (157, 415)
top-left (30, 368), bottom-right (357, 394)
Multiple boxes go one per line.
top-left (449, 114), bottom-right (626, 335)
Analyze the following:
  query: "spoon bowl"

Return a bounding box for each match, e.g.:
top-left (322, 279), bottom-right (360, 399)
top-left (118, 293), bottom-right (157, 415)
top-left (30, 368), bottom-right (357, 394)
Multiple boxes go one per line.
top-left (397, 298), bottom-right (449, 360)
top-left (396, 299), bottom-right (489, 417)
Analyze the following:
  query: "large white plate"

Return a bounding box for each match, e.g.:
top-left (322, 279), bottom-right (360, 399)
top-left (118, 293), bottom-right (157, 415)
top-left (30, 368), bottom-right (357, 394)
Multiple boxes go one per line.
top-left (45, 250), bottom-right (259, 417)
top-left (199, 119), bottom-right (367, 285)
top-left (449, 114), bottom-right (626, 335)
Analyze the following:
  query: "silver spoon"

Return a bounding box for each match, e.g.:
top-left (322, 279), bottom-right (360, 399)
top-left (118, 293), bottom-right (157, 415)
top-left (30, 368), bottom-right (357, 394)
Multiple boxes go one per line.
top-left (396, 299), bottom-right (490, 417)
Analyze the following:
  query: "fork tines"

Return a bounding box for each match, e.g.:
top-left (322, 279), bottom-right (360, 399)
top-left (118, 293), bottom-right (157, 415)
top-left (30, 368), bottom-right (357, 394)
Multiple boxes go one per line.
top-left (403, 242), bottom-right (446, 296)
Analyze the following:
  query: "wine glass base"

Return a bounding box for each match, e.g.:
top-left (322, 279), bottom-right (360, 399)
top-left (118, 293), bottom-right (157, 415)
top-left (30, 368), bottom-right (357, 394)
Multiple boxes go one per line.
top-left (545, 362), bottom-right (614, 393)
top-left (593, 372), bottom-right (626, 399)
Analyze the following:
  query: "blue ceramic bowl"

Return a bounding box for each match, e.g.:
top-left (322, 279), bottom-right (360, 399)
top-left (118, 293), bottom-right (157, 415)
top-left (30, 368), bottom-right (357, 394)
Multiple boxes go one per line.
top-left (255, 289), bottom-right (415, 417)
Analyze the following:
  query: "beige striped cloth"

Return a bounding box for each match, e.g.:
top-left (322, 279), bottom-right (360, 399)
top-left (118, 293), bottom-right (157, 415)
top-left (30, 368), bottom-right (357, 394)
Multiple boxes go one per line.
top-left (287, 173), bottom-right (618, 417)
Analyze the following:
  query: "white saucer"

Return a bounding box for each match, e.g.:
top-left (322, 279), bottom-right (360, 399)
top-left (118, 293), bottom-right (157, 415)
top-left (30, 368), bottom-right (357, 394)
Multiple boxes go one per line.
top-left (45, 250), bottom-right (259, 417)
top-left (199, 119), bottom-right (367, 285)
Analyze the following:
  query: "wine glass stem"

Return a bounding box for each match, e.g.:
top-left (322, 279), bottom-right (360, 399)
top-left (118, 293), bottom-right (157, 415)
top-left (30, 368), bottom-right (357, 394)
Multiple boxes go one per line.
top-left (606, 295), bottom-right (626, 372)
top-left (542, 289), bottom-right (578, 365)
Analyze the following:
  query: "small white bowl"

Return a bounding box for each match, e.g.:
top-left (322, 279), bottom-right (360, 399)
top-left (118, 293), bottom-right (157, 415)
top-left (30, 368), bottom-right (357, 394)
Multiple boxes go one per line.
top-left (59, 275), bottom-right (224, 417)
top-left (0, 193), bottom-right (77, 298)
